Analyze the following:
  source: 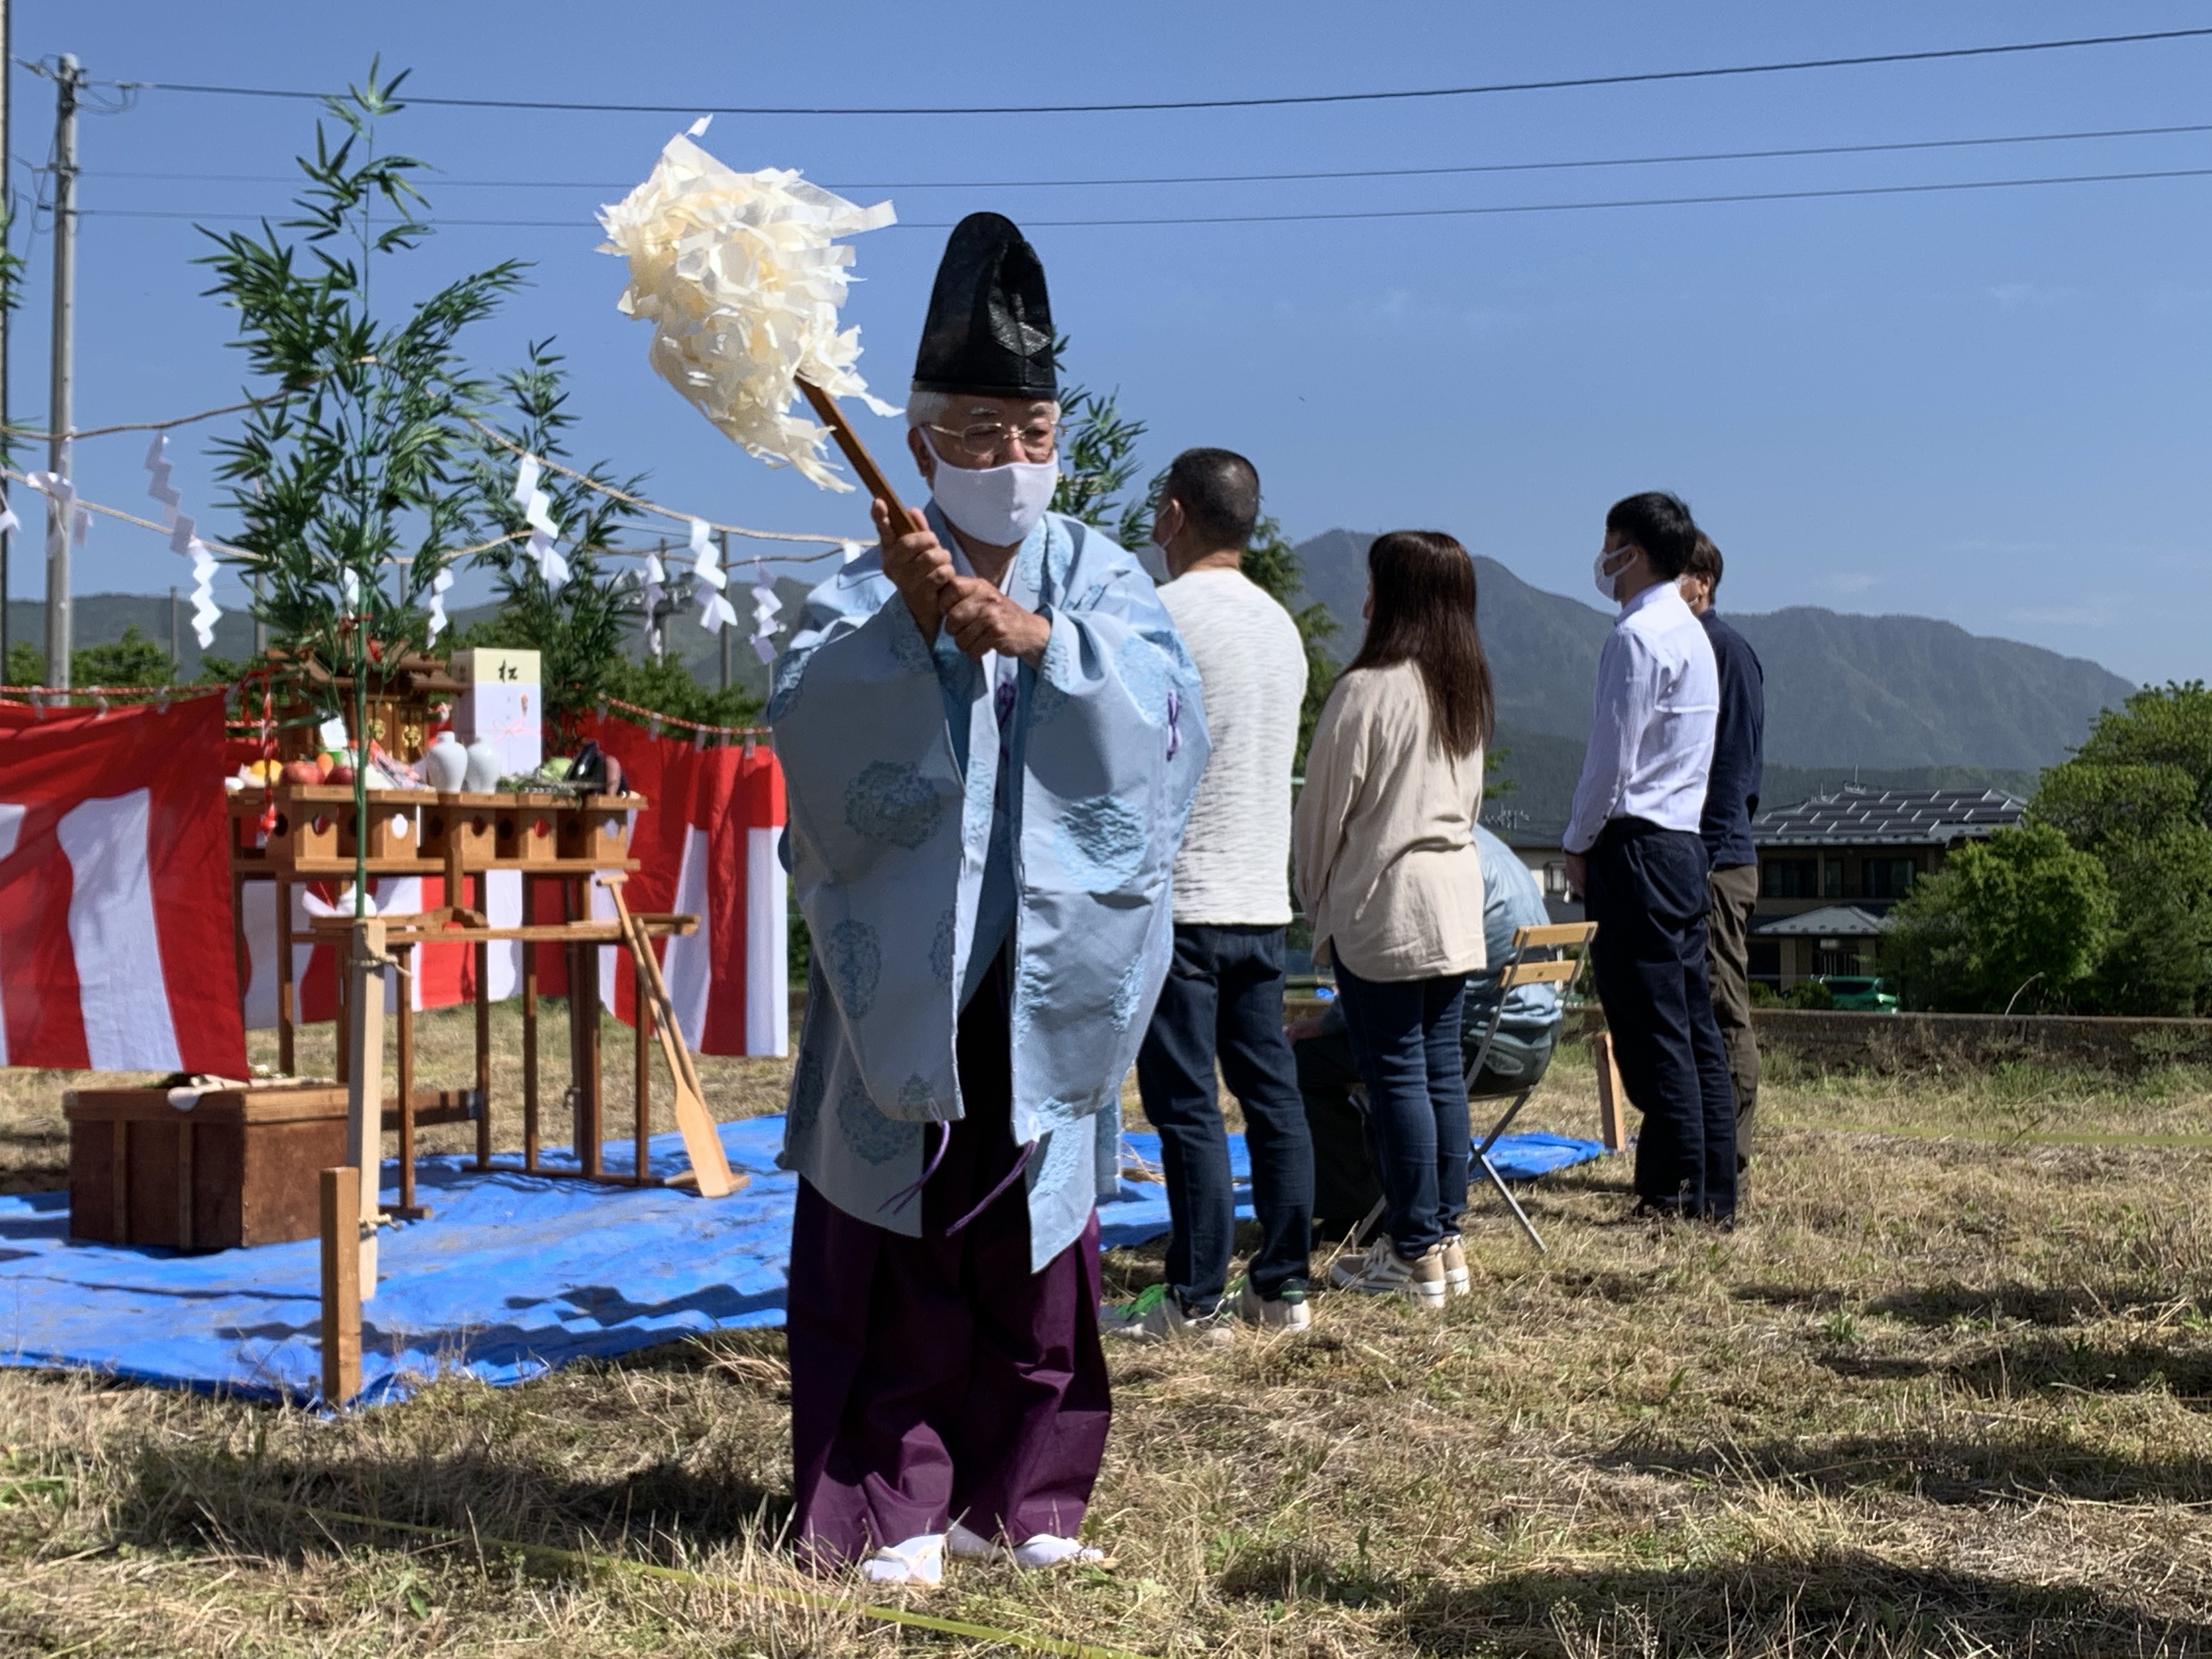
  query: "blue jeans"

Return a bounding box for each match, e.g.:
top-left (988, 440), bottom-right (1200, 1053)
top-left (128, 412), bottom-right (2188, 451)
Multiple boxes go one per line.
top-left (1135, 924), bottom-right (1315, 1308)
top-left (1333, 962), bottom-right (1471, 1256)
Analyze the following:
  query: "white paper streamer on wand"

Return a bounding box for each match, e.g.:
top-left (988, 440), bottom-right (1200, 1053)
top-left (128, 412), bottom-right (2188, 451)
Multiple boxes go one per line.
top-left (748, 558), bottom-right (781, 664)
top-left (640, 549), bottom-right (668, 654)
top-left (690, 518), bottom-right (736, 632)
top-left (599, 129), bottom-right (899, 492)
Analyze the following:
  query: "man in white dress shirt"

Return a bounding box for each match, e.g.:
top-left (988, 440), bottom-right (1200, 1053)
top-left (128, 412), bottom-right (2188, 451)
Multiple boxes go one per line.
top-left (1562, 492), bottom-right (1737, 1223)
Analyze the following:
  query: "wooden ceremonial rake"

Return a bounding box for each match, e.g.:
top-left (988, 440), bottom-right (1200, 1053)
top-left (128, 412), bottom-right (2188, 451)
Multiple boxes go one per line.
top-left (597, 873), bottom-right (741, 1199)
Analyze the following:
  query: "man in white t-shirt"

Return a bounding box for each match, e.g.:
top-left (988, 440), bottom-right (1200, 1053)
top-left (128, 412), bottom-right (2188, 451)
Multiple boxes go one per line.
top-left (1104, 449), bottom-right (1315, 1340)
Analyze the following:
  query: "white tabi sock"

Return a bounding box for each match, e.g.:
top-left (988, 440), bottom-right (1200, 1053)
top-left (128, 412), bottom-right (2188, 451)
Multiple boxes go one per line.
top-left (860, 1531), bottom-right (944, 1586)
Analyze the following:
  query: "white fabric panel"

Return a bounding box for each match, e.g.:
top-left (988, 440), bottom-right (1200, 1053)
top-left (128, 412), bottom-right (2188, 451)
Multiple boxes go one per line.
top-left (0, 803), bottom-right (23, 1066)
top-left (373, 877), bottom-right (427, 1012)
top-left (482, 869), bottom-right (523, 1000)
top-left (58, 790), bottom-right (182, 1073)
top-left (590, 872), bottom-right (620, 1011)
top-left (663, 826), bottom-right (713, 1049)
top-left (746, 826), bottom-right (787, 1057)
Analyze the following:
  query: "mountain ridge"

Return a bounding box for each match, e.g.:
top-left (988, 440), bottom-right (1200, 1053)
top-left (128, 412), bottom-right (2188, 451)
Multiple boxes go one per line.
top-left (1293, 528), bottom-right (2137, 772)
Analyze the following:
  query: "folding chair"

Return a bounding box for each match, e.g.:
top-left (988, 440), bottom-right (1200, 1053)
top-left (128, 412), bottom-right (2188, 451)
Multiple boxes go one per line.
top-left (1351, 921), bottom-right (1598, 1256)
top-left (1460, 922), bottom-right (1596, 1253)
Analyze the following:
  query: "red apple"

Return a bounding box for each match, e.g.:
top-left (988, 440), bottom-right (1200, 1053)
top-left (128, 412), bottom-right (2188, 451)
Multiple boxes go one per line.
top-left (327, 764), bottom-right (357, 786)
top-left (280, 759), bottom-right (324, 788)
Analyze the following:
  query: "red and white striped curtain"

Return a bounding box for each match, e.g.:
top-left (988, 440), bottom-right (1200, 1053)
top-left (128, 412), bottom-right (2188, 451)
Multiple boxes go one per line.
top-left (0, 697), bottom-right (249, 1075)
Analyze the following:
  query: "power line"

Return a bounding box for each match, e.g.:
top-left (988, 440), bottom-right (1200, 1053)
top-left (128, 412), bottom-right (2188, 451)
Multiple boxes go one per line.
top-left (52, 120), bottom-right (2212, 195)
top-left (71, 163), bottom-right (2212, 230)
top-left (92, 26), bottom-right (2212, 119)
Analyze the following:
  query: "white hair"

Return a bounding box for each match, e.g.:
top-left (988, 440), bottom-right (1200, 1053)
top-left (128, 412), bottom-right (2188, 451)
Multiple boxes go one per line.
top-left (905, 387), bottom-right (1060, 428)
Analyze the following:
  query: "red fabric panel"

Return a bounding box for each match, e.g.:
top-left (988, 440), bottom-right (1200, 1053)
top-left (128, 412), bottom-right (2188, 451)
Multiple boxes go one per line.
top-left (0, 698), bottom-right (247, 1074)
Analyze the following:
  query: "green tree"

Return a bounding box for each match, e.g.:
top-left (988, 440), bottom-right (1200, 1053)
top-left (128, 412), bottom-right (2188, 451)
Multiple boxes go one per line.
top-left (72, 626), bottom-right (177, 689)
top-left (2032, 681), bottom-right (2212, 1013)
top-left (7, 629), bottom-right (178, 690)
top-left (1884, 822), bottom-right (2114, 1012)
top-left (199, 61), bottom-right (526, 911)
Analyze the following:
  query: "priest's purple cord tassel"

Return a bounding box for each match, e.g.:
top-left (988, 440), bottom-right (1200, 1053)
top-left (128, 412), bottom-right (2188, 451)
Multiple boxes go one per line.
top-left (1165, 689), bottom-right (1182, 759)
top-left (878, 1119), bottom-right (953, 1216)
top-left (944, 1139), bottom-right (1038, 1235)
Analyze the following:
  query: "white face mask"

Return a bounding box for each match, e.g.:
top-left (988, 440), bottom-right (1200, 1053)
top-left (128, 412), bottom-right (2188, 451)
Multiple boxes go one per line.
top-left (1592, 546), bottom-right (1634, 605)
top-left (927, 451), bottom-right (1059, 548)
top-left (1136, 516), bottom-right (1171, 583)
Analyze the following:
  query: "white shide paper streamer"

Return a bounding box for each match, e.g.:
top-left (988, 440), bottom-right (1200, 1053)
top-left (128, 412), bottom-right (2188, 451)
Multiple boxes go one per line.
top-left (748, 559), bottom-right (780, 664)
top-left (142, 436), bottom-right (222, 650)
top-left (597, 119), bottom-right (899, 492)
top-left (510, 455), bottom-right (570, 589)
top-left (690, 517), bottom-right (736, 634)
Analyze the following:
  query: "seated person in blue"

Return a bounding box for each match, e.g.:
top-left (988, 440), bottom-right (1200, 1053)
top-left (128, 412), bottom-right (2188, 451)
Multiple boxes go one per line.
top-left (1289, 822), bottom-right (1563, 1240)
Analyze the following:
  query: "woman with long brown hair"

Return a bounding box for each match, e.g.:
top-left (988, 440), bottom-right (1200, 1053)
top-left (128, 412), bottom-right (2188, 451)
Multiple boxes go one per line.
top-left (1293, 530), bottom-right (1493, 1306)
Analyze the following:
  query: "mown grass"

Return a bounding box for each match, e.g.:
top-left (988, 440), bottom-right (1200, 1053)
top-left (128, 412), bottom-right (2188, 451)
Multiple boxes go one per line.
top-left (2, 1018), bottom-right (2209, 1655)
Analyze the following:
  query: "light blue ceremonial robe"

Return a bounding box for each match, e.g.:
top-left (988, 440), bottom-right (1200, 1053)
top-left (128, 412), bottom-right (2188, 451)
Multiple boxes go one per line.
top-left (770, 507), bottom-right (1209, 1271)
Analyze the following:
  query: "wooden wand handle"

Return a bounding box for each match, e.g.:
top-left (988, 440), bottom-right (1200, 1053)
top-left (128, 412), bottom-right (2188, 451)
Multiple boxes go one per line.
top-left (798, 378), bottom-right (914, 527)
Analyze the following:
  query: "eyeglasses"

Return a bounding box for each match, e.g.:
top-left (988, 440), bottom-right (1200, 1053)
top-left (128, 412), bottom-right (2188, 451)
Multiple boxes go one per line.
top-left (927, 419), bottom-right (1058, 462)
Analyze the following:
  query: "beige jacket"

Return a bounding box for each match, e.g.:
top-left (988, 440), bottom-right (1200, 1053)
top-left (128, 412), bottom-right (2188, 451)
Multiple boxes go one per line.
top-left (1293, 661), bottom-right (1487, 981)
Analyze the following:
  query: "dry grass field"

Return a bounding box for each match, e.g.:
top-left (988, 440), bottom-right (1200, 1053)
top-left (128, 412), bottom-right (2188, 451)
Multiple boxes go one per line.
top-left (2, 1013), bottom-right (2210, 1656)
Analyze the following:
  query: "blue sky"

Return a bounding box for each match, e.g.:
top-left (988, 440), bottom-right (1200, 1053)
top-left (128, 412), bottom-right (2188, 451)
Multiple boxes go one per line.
top-left (11, 1), bottom-right (2211, 685)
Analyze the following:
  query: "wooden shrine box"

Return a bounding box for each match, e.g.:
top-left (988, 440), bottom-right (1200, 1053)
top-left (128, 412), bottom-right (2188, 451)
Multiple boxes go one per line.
top-left (500, 794), bottom-right (565, 865)
top-left (65, 1082), bottom-right (352, 1250)
top-left (65, 1082), bottom-right (482, 1250)
top-left (558, 798), bottom-right (634, 864)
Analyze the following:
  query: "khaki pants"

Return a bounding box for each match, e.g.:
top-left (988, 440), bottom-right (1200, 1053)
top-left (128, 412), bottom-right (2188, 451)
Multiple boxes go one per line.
top-left (1706, 861), bottom-right (1761, 1166)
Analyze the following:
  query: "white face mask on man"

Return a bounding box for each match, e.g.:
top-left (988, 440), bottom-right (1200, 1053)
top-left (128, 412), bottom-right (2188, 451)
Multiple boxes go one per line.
top-left (927, 449), bottom-right (1060, 548)
top-left (1592, 545), bottom-right (1635, 605)
top-left (1136, 516), bottom-right (1172, 583)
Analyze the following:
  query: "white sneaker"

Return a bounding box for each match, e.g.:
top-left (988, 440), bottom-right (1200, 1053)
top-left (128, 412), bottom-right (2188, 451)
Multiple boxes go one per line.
top-left (1328, 1237), bottom-right (1448, 1308)
top-left (1440, 1235), bottom-right (1471, 1297)
top-left (947, 1520), bottom-right (1105, 1568)
top-left (1236, 1276), bottom-right (1313, 1331)
top-left (1099, 1284), bottom-right (1233, 1347)
top-left (861, 1532), bottom-right (944, 1586)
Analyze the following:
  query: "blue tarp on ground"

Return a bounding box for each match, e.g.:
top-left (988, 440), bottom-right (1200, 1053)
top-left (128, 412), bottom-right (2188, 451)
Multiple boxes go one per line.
top-left (0, 1118), bottom-right (1605, 1404)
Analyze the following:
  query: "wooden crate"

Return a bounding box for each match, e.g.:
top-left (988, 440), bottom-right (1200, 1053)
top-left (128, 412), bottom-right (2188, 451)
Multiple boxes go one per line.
top-left (65, 1083), bottom-right (481, 1251)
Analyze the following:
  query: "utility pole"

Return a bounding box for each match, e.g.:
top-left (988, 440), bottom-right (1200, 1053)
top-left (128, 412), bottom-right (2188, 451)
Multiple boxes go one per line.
top-left (716, 529), bottom-right (731, 690)
top-left (168, 585), bottom-right (179, 671)
top-left (42, 54), bottom-right (82, 690)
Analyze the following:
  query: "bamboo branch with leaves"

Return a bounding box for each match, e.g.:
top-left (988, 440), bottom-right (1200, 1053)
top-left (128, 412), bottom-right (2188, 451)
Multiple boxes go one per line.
top-left (198, 61), bottom-right (526, 915)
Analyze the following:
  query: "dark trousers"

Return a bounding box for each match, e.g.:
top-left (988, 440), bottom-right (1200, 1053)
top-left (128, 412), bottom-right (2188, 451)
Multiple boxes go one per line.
top-left (1297, 1019), bottom-right (1558, 1239)
top-left (1135, 923), bottom-right (1314, 1307)
top-left (1333, 962), bottom-right (1471, 1256)
top-left (1585, 819), bottom-right (1737, 1219)
top-left (788, 966), bottom-right (1109, 1565)
top-left (1706, 861), bottom-right (1762, 1169)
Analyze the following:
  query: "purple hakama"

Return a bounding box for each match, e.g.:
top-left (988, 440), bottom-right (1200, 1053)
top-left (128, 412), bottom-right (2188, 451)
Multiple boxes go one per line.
top-left (787, 968), bottom-right (1111, 1566)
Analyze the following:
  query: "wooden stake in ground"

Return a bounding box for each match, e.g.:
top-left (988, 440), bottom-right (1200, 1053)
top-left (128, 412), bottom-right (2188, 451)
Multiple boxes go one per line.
top-left (318, 1166), bottom-right (362, 1405)
top-left (600, 874), bottom-right (740, 1199)
top-left (343, 917), bottom-right (387, 1296)
top-left (1592, 1029), bottom-right (1630, 1153)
